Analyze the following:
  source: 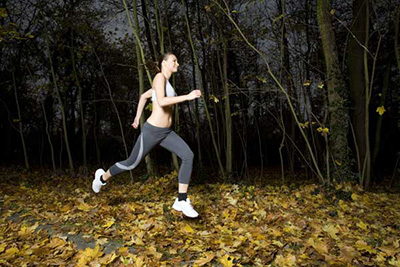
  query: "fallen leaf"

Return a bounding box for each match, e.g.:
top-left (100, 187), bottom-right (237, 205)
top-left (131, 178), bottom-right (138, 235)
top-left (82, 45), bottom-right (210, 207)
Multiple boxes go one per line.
top-left (194, 252), bottom-right (216, 266)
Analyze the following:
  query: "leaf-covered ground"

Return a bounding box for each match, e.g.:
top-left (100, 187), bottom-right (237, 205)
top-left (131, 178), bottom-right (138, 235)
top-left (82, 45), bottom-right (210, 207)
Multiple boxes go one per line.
top-left (1, 168), bottom-right (400, 266)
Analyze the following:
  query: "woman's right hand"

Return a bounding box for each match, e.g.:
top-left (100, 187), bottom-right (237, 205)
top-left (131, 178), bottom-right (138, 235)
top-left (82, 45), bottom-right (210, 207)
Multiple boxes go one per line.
top-left (187, 90), bottom-right (202, 100)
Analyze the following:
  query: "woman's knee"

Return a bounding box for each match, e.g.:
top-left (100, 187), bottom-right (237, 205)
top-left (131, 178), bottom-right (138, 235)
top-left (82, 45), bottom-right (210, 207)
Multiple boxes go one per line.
top-left (182, 149), bottom-right (194, 162)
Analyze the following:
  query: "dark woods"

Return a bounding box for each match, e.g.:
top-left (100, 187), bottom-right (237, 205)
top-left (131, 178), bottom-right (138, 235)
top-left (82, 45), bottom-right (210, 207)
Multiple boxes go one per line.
top-left (1, 0), bottom-right (400, 189)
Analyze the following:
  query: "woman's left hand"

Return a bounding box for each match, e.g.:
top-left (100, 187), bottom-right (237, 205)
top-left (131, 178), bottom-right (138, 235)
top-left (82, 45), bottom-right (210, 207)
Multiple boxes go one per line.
top-left (132, 117), bottom-right (139, 129)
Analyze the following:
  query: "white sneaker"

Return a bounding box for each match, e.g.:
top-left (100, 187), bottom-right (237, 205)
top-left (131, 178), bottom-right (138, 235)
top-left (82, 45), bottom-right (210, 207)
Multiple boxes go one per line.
top-left (172, 198), bottom-right (199, 218)
top-left (92, 169), bottom-right (106, 193)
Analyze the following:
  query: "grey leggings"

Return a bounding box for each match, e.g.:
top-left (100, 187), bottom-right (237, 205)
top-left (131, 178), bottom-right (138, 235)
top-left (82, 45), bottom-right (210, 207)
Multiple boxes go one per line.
top-left (109, 122), bottom-right (194, 184)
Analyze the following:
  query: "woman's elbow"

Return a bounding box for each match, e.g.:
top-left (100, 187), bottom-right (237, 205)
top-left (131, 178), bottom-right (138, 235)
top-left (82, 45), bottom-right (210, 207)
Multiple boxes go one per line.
top-left (157, 99), bottom-right (169, 107)
top-left (141, 93), bottom-right (150, 100)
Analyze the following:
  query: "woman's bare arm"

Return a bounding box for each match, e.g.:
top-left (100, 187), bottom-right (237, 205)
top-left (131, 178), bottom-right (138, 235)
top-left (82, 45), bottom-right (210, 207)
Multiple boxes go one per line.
top-left (153, 73), bottom-right (200, 107)
top-left (132, 88), bottom-right (152, 128)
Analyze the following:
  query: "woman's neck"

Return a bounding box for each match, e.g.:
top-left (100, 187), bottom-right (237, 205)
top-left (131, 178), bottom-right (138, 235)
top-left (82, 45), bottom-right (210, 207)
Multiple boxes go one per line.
top-left (161, 70), bottom-right (172, 80)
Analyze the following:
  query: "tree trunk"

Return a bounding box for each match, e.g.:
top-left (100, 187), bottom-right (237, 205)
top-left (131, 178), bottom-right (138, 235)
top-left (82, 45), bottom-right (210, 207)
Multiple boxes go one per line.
top-left (182, 0), bottom-right (225, 177)
top-left (141, 0), bottom-right (157, 61)
top-left (154, 0), bottom-right (164, 54)
top-left (11, 69), bottom-right (29, 169)
top-left (42, 102), bottom-right (56, 172)
top-left (134, 0), bottom-right (156, 176)
top-left (372, 60), bottom-right (391, 168)
top-left (222, 39), bottom-right (232, 176)
top-left (395, 7), bottom-right (400, 130)
top-left (317, 0), bottom-right (351, 181)
top-left (45, 30), bottom-right (74, 174)
top-left (70, 32), bottom-right (87, 169)
top-left (347, 0), bottom-right (368, 176)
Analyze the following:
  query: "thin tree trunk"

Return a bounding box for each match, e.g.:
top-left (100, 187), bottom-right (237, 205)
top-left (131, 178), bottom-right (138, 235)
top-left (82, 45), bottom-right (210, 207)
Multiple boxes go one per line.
top-left (133, 0), bottom-right (156, 176)
top-left (185, 0), bottom-right (203, 174)
top-left (348, 0), bottom-right (368, 177)
top-left (11, 69), bottom-right (29, 169)
top-left (317, 0), bottom-right (351, 180)
top-left (42, 102), bottom-right (56, 172)
top-left (93, 50), bottom-right (131, 171)
top-left (395, 7), bottom-right (400, 130)
top-left (372, 60), bottom-right (391, 167)
top-left (154, 0), bottom-right (164, 54)
top-left (141, 0), bottom-right (157, 61)
top-left (44, 30), bottom-right (74, 174)
top-left (222, 38), bottom-right (232, 176)
top-left (279, 0), bottom-right (295, 176)
top-left (213, 0), bottom-right (325, 182)
top-left (70, 32), bottom-right (87, 168)
top-left (122, 0), bottom-right (153, 84)
top-left (182, 0), bottom-right (225, 177)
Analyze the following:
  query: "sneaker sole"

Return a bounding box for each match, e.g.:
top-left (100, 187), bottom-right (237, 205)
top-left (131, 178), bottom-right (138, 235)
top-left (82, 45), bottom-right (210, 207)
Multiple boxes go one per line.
top-left (172, 204), bottom-right (198, 218)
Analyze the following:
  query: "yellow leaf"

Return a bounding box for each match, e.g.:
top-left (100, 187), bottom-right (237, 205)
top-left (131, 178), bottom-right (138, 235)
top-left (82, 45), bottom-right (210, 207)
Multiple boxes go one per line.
top-left (98, 253), bottom-right (119, 265)
top-left (224, 194), bottom-right (238, 206)
top-left (103, 219), bottom-right (115, 229)
top-left (77, 202), bottom-right (92, 212)
top-left (133, 255), bottom-right (146, 267)
top-left (376, 106), bottom-right (385, 116)
top-left (274, 254), bottom-right (296, 266)
top-left (18, 222), bottom-right (39, 237)
top-left (303, 80), bottom-right (311, 86)
top-left (317, 127), bottom-right (330, 135)
top-left (219, 254), bottom-right (242, 267)
top-left (339, 200), bottom-right (349, 211)
top-left (4, 247), bottom-right (19, 257)
top-left (299, 121), bottom-right (309, 129)
top-left (272, 240), bottom-right (284, 247)
top-left (209, 95), bottom-right (220, 103)
top-left (357, 221), bottom-right (368, 230)
top-left (330, 9), bottom-right (335, 15)
top-left (322, 224), bottom-right (339, 239)
top-left (134, 236), bottom-right (145, 246)
top-left (379, 245), bottom-right (400, 257)
top-left (317, 82), bottom-right (324, 89)
top-left (182, 224), bottom-right (194, 234)
top-left (147, 245), bottom-right (162, 260)
top-left (376, 253), bottom-right (386, 263)
top-left (83, 245), bottom-right (103, 258)
top-left (307, 237), bottom-right (329, 255)
top-left (48, 237), bottom-right (67, 249)
top-left (355, 240), bottom-right (376, 254)
top-left (76, 257), bottom-right (87, 267)
top-left (194, 252), bottom-right (216, 266)
top-left (256, 76), bottom-right (267, 83)
top-left (351, 193), bottom-right (360, 201)
top-left (220, 244), bottom-right (237, 253)
top-left (388, 256), bottom-right (400, 266)
top-left (0, 243), bottom-right (7, 253)
top-left (169, 247), bottom-right (177, 255)
top-left (334, 160), bottom-right (342, 166)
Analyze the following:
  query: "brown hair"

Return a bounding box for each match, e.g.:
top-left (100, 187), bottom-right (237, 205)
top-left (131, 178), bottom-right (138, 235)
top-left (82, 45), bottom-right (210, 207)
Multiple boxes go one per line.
top-left (158, 52), bottom-right (174, 71)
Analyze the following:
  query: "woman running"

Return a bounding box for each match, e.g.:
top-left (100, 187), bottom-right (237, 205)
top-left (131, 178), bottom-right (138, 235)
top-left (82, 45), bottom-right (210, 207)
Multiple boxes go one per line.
top-left (92, 53), bottom-right (201, 218)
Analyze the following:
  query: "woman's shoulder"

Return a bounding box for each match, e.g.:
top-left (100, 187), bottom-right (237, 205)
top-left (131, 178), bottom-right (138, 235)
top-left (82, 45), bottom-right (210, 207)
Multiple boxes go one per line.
top-left (153, 72), bottom-right (166, 82)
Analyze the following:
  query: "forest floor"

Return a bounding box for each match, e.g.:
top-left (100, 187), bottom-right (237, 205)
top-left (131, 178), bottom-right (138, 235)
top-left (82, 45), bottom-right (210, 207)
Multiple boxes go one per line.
top-left (1, 166), bottom-right (400, 266)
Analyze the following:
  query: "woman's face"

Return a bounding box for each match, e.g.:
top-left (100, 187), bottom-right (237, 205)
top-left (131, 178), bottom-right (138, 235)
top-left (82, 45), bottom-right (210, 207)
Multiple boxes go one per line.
top-left (163, 54), bottom-right (179, 73)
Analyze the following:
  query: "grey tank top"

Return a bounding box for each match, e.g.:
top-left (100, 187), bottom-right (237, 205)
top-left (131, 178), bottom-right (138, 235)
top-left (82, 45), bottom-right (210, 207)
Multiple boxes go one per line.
top-left (151, 79), bottom-right (176, 102)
